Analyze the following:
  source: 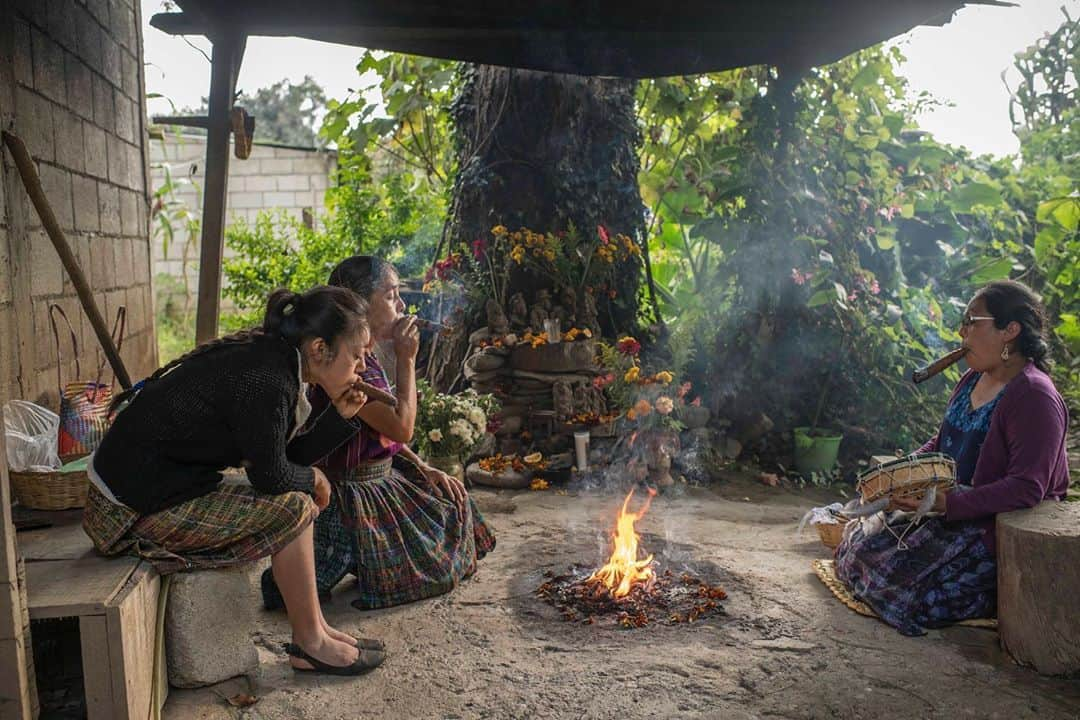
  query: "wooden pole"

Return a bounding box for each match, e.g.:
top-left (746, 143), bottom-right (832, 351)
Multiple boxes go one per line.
top-left (194, 30), bottom-right (246, 344)
top-left (1, 131), bottom-right (132, 390)
top-left (0, 437), bottom-right (32, 720)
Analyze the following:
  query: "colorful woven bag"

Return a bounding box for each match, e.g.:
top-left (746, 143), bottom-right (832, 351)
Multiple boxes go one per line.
top-left (48, 304), bottom-right (125, 460)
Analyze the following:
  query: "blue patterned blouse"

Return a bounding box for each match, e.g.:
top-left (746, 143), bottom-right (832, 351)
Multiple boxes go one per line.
top-left (938, 373), bottom-right (1005, 486)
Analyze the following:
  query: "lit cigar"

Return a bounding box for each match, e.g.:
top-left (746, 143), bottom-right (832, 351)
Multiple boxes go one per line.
top-left (411, 317), bottom-right (449, 331)
top-left (352, 379), bottom-right (398, 407)
top-left (912, 347), bottom-right (968, 384)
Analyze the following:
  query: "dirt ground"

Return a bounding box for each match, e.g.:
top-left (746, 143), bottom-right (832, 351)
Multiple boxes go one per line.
top-left (165, 472), bottom-right (1080, 720)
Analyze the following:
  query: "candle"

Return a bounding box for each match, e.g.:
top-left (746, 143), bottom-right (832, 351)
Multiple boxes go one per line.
top-left (574, 430), bottom-right (590, 471)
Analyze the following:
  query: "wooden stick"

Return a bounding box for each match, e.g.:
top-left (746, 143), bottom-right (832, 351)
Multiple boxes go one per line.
top-left (2, 131), bottom-right (132, 389)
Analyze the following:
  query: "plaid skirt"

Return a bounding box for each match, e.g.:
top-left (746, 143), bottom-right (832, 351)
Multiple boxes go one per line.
top-left (835, 513), bottom-right (996, 636)
top-left (83, 480), bottom-right (317, 575)
top-left (264, 457), bottom-right (496, 610)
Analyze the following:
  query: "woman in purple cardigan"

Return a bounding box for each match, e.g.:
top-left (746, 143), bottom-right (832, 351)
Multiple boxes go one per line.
top-left (836, 280), bottom-right (1070, 635)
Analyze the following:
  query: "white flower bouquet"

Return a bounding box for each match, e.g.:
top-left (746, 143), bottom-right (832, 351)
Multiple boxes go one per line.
top-left (415, 380), bottom-right (500, 460)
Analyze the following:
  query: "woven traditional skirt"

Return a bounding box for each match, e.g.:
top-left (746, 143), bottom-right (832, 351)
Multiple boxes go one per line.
top-left (835, 514), bottom-right (996, 636)
top-left (265, 456), bottom-right (496, 610)
top-left (83, 481), bottom-right (317, 575)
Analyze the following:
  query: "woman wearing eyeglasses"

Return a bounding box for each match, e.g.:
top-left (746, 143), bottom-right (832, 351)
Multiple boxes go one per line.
top-left (835, 279), bottom-right (1070, 636)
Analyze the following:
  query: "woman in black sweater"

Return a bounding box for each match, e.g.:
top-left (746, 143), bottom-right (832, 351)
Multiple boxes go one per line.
top-left (83, 286), bottom-right (383, 676)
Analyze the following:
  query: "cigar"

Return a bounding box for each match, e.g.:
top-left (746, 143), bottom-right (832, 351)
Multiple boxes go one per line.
top-left (411, 316), bottom-right (449, 331)
top-left (912, 347), bottom-right (968, 384)
top-left (352, 379), bottom-right (398, 407)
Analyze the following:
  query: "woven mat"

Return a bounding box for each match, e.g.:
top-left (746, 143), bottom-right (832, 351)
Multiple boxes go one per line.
top-left (811, 558), bottom-right (998, 630)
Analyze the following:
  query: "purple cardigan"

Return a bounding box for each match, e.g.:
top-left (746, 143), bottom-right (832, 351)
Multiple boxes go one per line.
top-left (917, 362), bottom-right (1070, 553)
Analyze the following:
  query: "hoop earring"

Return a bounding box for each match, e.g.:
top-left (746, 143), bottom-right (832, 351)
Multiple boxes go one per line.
top-left (1000, 345), bottom-right (1010, 362)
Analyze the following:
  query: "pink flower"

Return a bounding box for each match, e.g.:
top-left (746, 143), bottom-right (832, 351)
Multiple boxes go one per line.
top-left (677, 381), bottom-right (692, 399)
top-left (598, 225), bottom-right (610, 245)
top-left (870, 279), bottom-right (880, 295)
top-left (791, 268), bottom-right (809, 286)
top-left (471, 238), bottom-right (487, 260)
top-left (691, 397), bottom-right (702, 407)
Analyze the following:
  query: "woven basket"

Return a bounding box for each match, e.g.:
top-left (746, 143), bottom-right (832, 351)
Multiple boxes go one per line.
top-left (815, 519), bottom-right (848, 549)
top-left (9, 467), bottom-right (89, 510)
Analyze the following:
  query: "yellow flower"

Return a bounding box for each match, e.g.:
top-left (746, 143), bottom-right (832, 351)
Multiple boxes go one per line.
top-left (511, 246), bottom-right (525, 263)
top-left (544, 249), bottom-right (556, 261)
top-left (530, 478), bottom-right (549, 491)
top-left (492, 225), bottom-right (508, 236)
top-left (655, 370), bottom-right (674, 384)
top-left (624, 366), bottom-right (640, 383)
top-left (626, 409), bottom-right (637, 421)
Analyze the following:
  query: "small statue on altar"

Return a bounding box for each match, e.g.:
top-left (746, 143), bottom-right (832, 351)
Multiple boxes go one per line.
top-left (486, 298), bottom-right (510, 335)
top-left (552, 286), bottom-right (578, 329)
top-left (508, 292), bottom-right (528, 330)
top-left (528, 289), bottom-right (552, 331)
top-left (552, 380), bottom-right (574, 421)
top-left (573, 383), bottom-right (607, 418)
top-left (579, 290), bottom-right (600, 335)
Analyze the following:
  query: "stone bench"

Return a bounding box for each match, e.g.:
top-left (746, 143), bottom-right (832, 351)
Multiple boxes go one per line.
top-left (165, 562), bottom-right (262, 688)
top-left (997, 500), bottom-right (1080, 675)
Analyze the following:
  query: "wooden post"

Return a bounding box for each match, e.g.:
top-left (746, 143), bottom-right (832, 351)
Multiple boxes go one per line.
top-left (194, 30), bottom-right (246, 344)
top-left (0, 426), bottom-right (33, 719)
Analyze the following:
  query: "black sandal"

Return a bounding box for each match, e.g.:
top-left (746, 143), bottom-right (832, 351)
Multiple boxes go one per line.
top-left (284, 643), bottom-right (385, 676)
top-left (352, 634), bottom-right (385, 651)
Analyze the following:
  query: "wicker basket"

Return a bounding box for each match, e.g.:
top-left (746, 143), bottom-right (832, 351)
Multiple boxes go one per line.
top-left (9, 467), bottom-right (89, 510)
top-left (815, 518), bottom-right (848, 549)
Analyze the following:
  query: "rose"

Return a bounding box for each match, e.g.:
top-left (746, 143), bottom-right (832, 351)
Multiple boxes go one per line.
top-left (655, 396), bottom-right (674, 415)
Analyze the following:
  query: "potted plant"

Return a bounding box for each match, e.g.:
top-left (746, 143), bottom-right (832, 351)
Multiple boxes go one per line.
top-left (793, 371), bottom-right (843, 474)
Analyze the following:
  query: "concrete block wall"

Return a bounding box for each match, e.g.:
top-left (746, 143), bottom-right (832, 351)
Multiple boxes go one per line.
top-left (1, 0), bottom-right (157, 410)
top-left (148, 134), bottom-right (336, 307)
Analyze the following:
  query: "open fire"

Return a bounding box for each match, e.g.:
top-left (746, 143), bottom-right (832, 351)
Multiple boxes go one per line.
top-left (537, 488), bottom-right (728, 628)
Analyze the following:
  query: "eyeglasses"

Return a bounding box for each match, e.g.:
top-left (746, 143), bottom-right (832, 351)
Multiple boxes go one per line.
top-left (960, 313), bottom-right (995, 328)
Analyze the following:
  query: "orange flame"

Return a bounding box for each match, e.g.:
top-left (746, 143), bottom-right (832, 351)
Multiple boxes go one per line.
top-left (587, 487), bottom-right (656, 598)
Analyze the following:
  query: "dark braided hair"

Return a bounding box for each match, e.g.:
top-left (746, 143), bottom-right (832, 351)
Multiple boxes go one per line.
top-left (111, 285), bottom-right (368, 411)
top-left (976, 279), bottom-right (1051, 373)
top-left (327, 256), bottom-right (395, 299)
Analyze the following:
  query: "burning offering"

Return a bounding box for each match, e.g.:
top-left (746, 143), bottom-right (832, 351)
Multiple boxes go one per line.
top-left (537, 488), bottom-right (727, 628)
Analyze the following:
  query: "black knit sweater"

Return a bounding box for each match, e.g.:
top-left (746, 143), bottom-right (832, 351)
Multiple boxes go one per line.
top-left (93, 334), bottom-right (362, 515)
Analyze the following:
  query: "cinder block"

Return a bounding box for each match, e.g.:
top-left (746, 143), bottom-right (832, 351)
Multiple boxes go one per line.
top-left (64, 55), bottom-right (94, 120)
top-left (46, 0), bottom-right (78, 52)
top-left (83, 123), bottom-right (108, 179)
top-left (229, 192), bottom-right (263, 209)
top-left (165, 565), bottom-right (260, 688)
top-left (114, 88), bottom-right (135, 143)
top-left (263, 191), bottom-right (294, 207)
top-left (76, 12), bottom-right (104, 74)
top-left (15, 88), bottom-right (54, 163)
top-left (126, 142), bottom-right (145, 192)
top-left (230, 156), bottom-right (260, 175)
top-left (276, 174), bottom-right (310, 191)
top-left (259, 158), bottom-right (293, 174)
top-left (119, 189), bottom-right (143, 237)
top-left (101, 35), bottom-right (122, 86)
top-left (92, 74), bottom-right (114, 132)
top-left (121, 51), bottom-right (138, 99)
top-left (38, 164), bottom-right (74, 231)
top-left (242, 175), bottom-right (275, 192)
top-left (98, 182), bottom-right (121, 235)
top-left (29, 230), bottom-right (64, 296)
top-left (72, 175), bottom-right (100, 233)
top-left (107, 134), bottom-right (129, 187)
top-left (114, 3), bottom-right (137, 52)
top-left (31, 29), bottom-right (67, 104)
top-left (90, 236), bottom-right (115, 289)
top-left (53, 109), bottom-right (85, 173)
top-left (310, 173), bottom-right (330, 190)
top-left (113, 239), bottom-right (134, 286)
top-left (292, 157), bottom-right (331, 174)
top-left (13, 20), bottom-right (33, 86)
top-left (86, 0), bottom-right (109, 26)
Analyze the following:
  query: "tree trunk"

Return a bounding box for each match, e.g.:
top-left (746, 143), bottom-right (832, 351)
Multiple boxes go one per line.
top-left (429, 65), bottom-right (645, 392)
top-left (997, 501), bottom-right (1080, 675)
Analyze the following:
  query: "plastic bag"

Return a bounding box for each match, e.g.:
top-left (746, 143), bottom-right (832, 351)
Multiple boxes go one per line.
top-left (3, 400), bottom-right (61, 472)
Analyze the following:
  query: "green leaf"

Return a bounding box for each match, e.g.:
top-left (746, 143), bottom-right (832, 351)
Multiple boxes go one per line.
top-left (947, 182), bottom-right (1002, 213)
top-left (970, 257), bottom-right (1013, 284)
top-left (807, 289), bottom-right (833, 308)
top-left (875, 233), bottom-right (896, 250)
top-left (1036, 197), bottom-right (1080, 231)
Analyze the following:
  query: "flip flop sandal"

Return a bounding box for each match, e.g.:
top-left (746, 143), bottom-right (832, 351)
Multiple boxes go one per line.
top-left (283, 643), bottom-right (385, 676)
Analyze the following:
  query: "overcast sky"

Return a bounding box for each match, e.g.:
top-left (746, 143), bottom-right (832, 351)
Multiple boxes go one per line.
top-left (141, 0), bottom-right (1075, 158)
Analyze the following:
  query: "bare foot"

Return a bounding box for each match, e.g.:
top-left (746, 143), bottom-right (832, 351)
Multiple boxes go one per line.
top-left (321, 618), bottom-right (358, 647)
top-left (289, 634), bottom-right (359, 670)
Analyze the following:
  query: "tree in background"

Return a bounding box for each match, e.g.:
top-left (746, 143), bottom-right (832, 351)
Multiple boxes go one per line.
top-left (181, 76), bottom-right (327, 147)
